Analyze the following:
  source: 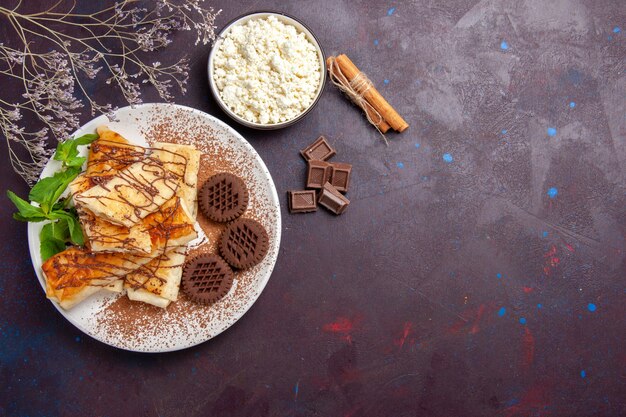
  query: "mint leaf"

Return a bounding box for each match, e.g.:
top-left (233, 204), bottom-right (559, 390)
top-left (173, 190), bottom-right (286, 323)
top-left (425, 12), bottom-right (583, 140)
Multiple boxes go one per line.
top-left (49, 167), bottom-right (81, 204)
top-left (40, 219), bottom-right (70, 242)
top-left (54, 134), bottom-right (98, 168)
top-left (9, 132), bottom-right (98, 252)
top-left (13, 213), bottom-right (46, 222)
top-left (64, 156), bottom-right (86, 168)
top-left (54, 140), bottom-right (79, 164)
top-left (65, 215), bottom-right (84, 246)
top-left (73, 133), bottom-right (99, 146)
top-left (7, 191), bottom-right (47, 222)
top-left (40, 236), bottom-right (66, 261)
top-left (28, 167), bottom-right (80, 213)
top-left (49, 210), bottom-right (84, 246)
top-left (52, 198), bottom-right (69, 211)
top-left (40, 220), bottom-right (71, 260)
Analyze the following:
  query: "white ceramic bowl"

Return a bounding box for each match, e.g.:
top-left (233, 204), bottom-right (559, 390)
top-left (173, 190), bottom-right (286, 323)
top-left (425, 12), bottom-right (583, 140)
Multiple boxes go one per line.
top-left (207, 12), bottom-right (326, 130)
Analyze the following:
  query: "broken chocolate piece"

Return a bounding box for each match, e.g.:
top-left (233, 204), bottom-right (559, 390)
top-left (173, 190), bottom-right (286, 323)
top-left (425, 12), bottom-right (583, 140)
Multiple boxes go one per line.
top-left (288, 190), bottom-right (317, 213)
top-left (300, 136), bottom-right (336, 161)
top-left (329, 162), bottom-right (352, 193)
top-left (318, 182), bottom-right (350, 215)
top-left (306, 160), bottom-right (332, 189)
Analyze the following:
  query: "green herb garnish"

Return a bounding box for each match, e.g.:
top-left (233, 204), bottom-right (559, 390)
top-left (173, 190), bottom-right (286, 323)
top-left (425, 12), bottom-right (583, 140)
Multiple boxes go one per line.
top-left (7, 133), bottom-right (99, 261)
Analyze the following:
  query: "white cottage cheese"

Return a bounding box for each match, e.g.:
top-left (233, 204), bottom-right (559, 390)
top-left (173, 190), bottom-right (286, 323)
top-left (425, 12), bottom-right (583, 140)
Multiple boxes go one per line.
top-left (213, 16), bottom-right (321, 124)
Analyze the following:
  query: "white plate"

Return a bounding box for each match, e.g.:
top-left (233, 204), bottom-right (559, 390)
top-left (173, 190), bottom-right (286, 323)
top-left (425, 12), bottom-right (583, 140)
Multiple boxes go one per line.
top-left (27, 103), bottom-right (281, 352)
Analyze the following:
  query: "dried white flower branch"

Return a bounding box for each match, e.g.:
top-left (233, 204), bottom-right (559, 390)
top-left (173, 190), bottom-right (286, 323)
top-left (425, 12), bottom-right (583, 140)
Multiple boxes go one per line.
top-left (0, 0), bottom-right (220, 183)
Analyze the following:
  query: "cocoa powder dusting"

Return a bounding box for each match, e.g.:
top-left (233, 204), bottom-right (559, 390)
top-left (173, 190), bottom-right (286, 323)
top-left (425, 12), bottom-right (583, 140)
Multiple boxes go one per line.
top-left (93, 105), bottom-right (279, 351)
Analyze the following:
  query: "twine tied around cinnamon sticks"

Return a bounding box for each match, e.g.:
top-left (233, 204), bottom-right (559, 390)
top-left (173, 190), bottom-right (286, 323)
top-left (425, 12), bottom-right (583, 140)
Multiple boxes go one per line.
top-left (327, 54), bottom-right (408, 144)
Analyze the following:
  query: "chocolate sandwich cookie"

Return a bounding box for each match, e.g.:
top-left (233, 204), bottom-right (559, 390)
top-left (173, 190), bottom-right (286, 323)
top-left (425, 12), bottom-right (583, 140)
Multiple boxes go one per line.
top-left (199, 173), bottom-right (249, 222)
top-left (220, 218), bottom-right (269, 269)
top-left (182, 254), bottom-right (234, 305)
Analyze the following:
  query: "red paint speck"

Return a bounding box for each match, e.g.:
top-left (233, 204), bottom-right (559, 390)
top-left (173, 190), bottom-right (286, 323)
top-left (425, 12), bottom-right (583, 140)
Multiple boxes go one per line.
top-left (394, 322), bottom-right (413, 348)
top-left (505, 380), bottom-right (552, 417)
top-left (522, 286), bottom-right (534, 294)
top-left (543, 245), bottom-right (560, 275)
top-left (565, 243), bottom-right (575, 252)
top-left (323, 317), bottom-right (354, 333)
top-left (446, 303), bottom-right (494, 335)
top-left (470, 304), bottom-right (487, 334)
top-left (521, 327), bottom-right (535, 369)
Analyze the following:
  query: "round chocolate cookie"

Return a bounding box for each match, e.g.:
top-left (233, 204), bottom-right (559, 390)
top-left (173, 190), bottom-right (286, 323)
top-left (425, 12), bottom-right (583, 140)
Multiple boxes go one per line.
top-left (219, 218), bottom-right (269, 269)
top-left (199, 173), bottom-right (249, 222)
top-left (182, 254), bottom-right (234, 305)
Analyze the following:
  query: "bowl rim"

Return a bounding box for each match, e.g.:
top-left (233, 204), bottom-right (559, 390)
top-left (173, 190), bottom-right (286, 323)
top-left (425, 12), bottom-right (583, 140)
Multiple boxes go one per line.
top-left (207, 11), bottom-right (327, 130)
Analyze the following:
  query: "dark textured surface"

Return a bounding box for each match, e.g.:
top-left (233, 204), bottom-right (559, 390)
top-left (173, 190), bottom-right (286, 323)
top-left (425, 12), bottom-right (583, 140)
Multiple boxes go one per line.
top-left (1, 1), bottom-right (625, 416)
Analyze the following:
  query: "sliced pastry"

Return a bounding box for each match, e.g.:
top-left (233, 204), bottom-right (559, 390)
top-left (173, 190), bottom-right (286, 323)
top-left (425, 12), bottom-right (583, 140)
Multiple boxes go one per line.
top-left (74, 156), bottom-right (181, 228)
top-left (125, 248), bottom-right (187, 309)
top-left (42, 198), bottom-right (197, 309)
top-left (151, 142), bottom-right (201, 219)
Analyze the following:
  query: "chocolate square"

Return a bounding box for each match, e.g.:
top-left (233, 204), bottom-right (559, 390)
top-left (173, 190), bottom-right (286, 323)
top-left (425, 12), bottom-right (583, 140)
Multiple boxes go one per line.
top-left (300, 136), bottom-right (336, 161)
top-left (318, 182), bottom-right (350, 215)
top-left (306, 160), bottom-right (332, 189)
top-left (287, 190), bottom-right (317, 213)
top-left (329, 162), bottom-right (352, 193)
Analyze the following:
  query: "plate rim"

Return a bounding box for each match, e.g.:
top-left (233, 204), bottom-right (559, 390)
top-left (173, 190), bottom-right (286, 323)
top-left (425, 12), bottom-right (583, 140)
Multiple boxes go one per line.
top-left (26, 102), bottom-right (282, 353)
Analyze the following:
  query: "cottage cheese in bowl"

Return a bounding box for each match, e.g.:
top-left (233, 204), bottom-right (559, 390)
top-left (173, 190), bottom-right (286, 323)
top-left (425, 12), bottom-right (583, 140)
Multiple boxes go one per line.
top-left (209, 13), bottom-right (325, 129)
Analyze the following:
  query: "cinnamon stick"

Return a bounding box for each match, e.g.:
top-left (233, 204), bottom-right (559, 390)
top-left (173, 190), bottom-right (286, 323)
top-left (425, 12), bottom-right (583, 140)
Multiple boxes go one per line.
top-left (327, 58), bottom-right (392, 134)
top-left (328, 54), bottom-right (409, 133)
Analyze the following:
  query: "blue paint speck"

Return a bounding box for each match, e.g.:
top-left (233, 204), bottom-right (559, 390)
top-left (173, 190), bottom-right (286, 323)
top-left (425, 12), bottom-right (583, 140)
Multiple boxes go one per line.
top-left (547, 187), bottom-right (558, 198)
top-left (547, 127), bottom-right (557, 136)
top-left (505, 398), bottom-right (520, 407)
top-left (396, 162), bottom-right (404, 169)
top-left (373, 39), bottom-right (379, 46)
top-left (501, 129), bottom-right (507, 134)
top-left (294, 381), bottom-right (300, 396)
top-left (537, 303), bottom-right (543, 309)
top-left (519, 317), bottom-right (527, 325)
top-left (496, 273), bottom-right (502, 279)
top-left (387, 7), bottom-right (396, 16)
top-left (415, 143), bottom-right (420, 149)
top-left (613, 26), bottom-right (621, 33)
top-left (421, 176), bottom-right (429, 181)
top-left (500, 40), bottom-right (508, 50)
top-left (542, 231), bottom-right (549, 238)
top-left (581, 370), bottom-right (586, 378)
top-left (75, 336), bottom-right (81, 342)
top-left (384, 79), bottom-right (390, 85)
top-left (497, 307), bottom-right (506, 317)
top-left (191, 367), bottom-right (197, 375)
top-left (608, 35), bottom-right (613, 41)
top-left (587, 303), bottom-right (597, 312)
top-left (569, 101), bottom-right (576, 108)
top-left (442, 153), bottom-right (453, 163)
